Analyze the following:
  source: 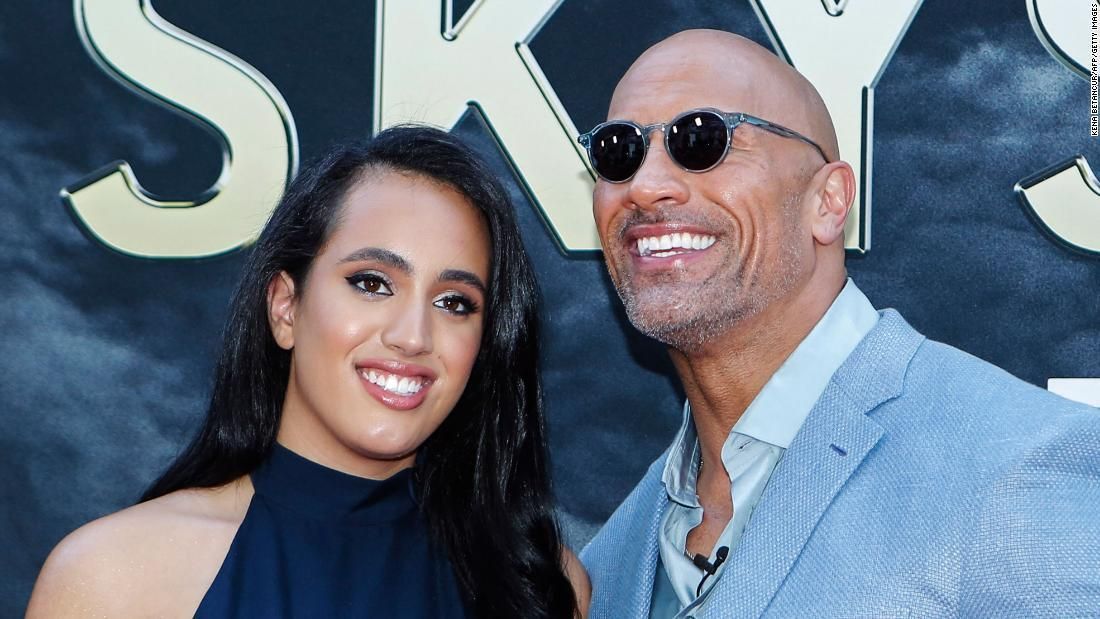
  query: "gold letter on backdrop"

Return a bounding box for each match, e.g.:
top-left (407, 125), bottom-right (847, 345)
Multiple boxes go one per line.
top-left (1018, 0), bottom-right (1100, 256)
top-left (374, 0), bottom-right (600, 251)
top-left (1016, 158), bottom-right (1100, 256)
top-left (1048, 379), bottom-right (1100, 407)
top-left (66, 0), bottom-right (298, 259)
top-left (748, 0), bottom-right (925, 252)
top-left (1028, 0), bottom-right (1089, 78)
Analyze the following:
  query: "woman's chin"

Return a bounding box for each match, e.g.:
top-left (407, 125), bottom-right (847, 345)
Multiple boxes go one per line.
top-left (346, 436), bottom-right (422, 466)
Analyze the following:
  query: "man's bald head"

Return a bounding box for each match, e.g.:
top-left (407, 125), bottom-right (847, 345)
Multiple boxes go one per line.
top-left (610, 30), bottom-right (840, 162)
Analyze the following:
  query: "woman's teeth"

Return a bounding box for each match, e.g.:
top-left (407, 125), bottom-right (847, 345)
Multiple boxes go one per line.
top-left (636, 233), bottom-right (716, 257)
top-left (364, 370), bottom-right (425, 396)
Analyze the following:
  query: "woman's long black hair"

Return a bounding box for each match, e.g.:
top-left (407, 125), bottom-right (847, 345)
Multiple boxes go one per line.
top-left (141, 125), bottom-right (577, 618)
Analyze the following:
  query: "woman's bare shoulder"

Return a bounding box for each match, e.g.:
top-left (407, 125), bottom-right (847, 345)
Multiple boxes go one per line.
top-left (26, 478), bottom-right (253, 618)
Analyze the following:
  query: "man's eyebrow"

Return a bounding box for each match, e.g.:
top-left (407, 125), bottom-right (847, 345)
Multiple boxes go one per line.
top-left (338, 247), bottom-right (412, 274)
top-left (439, 269), bottom-right (487, 296)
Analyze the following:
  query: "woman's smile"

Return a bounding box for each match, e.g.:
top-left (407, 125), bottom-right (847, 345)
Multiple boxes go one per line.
top-left (355, 358), bottom-right (437, 410)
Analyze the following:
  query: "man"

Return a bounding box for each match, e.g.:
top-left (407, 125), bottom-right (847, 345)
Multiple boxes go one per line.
top-left (578, 29), bottom-right (1100, 618)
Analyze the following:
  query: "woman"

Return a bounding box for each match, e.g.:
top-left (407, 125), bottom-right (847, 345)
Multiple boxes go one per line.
top-left (28, 126), bottom-right (589, 617)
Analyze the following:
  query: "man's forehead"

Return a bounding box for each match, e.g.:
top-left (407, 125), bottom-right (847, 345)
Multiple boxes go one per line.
top-left (604, 33), bottom-right (826, 150)
top-left (607, 58), bottom-right (761, 122)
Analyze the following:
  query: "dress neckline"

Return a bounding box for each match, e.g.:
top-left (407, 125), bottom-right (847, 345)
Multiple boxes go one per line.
top-left (250, 444), bottom-right (418, 525)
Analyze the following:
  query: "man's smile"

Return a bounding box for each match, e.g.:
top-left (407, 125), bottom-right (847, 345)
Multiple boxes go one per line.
top-left (622, 223), bottom-right (721, 270)
top-left (634, 232), bottom-right (716, 257)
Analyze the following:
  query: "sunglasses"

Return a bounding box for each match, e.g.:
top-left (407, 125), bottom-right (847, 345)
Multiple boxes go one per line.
top-left (577, 108), bottom-right (831, 183)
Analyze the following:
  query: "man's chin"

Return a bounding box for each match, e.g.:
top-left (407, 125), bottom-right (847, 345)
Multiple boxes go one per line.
top-left (619, 281), bottom-right (761, 353)
top-left (632, 318), bottom-right (721, 354)
top-left (623, 301), bottom-right (712, 349)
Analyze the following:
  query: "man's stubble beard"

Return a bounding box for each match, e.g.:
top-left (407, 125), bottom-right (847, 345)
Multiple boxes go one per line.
top-left (612, 190), bottom-right (806, 355)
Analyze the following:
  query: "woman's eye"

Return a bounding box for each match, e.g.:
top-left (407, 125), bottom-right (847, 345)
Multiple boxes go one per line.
top-left (346, 273), bottom-right (393, 296)
top-left (434, 294), bottom-right (478, 316)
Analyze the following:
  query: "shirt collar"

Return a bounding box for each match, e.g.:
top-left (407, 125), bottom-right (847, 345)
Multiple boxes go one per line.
top-left (663, 399), bottom-right (702, 507)
top-left (731, 278), bottom-right (879, 449)
top-left (661, 279), bottom-right (879, 502)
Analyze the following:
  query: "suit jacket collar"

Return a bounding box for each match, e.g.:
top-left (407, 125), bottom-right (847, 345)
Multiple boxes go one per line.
top-left (699, 309), bottom-right (924, 617)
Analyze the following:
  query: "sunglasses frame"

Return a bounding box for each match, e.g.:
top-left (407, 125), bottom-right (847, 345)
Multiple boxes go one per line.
top-left (577, 107), bottom-right (831, 183)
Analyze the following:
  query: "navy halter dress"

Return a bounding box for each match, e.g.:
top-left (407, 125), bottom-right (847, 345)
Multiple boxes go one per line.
top-left (195, 444), bottom-right (468, 618)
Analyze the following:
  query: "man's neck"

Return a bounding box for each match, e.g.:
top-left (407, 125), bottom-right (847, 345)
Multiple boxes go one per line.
top-left (669, 273), bottom-right (846, 467)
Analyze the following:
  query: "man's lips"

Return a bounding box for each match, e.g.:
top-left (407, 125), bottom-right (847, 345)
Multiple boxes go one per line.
top-left (623, 224), bottom-right (718, 258)
top-left (355, 359), bottom-right (436, 410)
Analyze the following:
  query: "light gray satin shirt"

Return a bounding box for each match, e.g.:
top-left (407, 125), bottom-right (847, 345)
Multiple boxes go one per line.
top-left (650, 280), bottom-right (879, 618)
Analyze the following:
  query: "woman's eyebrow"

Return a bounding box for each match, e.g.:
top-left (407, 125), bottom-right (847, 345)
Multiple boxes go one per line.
top-left (439, 269), bottom-right (486, 296)
top-left (339, 247), bottom-right (412, 274)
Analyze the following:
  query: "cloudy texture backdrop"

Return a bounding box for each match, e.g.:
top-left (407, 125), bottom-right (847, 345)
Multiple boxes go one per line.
top-left (3, 0), bottom-right (1098, 614)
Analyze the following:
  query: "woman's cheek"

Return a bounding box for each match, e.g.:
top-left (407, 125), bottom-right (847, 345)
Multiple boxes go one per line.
top-left (442, 325), bottom-right (484, 389)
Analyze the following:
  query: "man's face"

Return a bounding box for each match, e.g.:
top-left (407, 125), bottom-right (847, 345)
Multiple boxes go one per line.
top-left (592, 52), bottom-right (818, 353)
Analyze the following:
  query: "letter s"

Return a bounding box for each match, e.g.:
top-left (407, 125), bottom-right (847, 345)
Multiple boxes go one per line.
top-left (66, 0), bottom-right (298, 259)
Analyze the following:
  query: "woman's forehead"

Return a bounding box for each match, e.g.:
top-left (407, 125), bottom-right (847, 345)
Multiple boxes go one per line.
top-left (325, 172), bottom-right (490, 276)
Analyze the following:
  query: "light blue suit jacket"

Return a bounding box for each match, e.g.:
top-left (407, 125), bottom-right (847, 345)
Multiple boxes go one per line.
top-left (581, 311), bottom-right (1100, 618)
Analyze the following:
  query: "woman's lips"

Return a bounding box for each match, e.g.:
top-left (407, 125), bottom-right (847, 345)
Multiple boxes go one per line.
top-left (355, 360), bottom-right (436, 411)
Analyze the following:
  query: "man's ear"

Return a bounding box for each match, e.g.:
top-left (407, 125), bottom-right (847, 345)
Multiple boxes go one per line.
top-left (810, 161), bottom-right (856, 246)
top-left (267, 271), bottom-right (297, 351)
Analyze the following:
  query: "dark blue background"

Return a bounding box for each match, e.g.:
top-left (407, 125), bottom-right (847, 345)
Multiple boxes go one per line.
top-left (2, 1), bottom-right (1097, 614)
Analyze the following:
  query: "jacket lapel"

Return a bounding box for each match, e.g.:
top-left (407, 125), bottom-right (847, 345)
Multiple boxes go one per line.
top-left (585, 455), bottom-right (672, 618)
top-left (704, 310), bottom-right (924, 617)
top-left (626, 483), bottom-right (669, 616)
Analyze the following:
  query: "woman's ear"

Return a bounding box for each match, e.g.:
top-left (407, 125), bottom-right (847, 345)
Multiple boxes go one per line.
top-left (267, 271), bottom-right (297, 351)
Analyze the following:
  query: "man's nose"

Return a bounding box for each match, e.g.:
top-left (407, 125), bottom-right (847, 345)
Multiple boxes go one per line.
top-left (625, 136), bottom-right (690, 210)
top-left (380, 300), bottom-right (432, 357)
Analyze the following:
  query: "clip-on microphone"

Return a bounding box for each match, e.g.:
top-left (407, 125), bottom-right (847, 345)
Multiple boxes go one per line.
top-left (691, 546), bottom-right (729, 596)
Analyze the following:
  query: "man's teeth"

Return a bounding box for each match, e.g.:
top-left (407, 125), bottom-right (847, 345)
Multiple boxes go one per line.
top-left (636, 233), bottom-right (716, 257)
top-left (364, 370), bottom-right (425, 396)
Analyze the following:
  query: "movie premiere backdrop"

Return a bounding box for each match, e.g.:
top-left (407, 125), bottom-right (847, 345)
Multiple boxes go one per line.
top-left (2, 0), bottom-right (1098, 612)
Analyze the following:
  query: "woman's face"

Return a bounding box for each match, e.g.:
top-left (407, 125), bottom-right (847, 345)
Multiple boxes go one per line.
top-left (269, 170), bottom-right (490, 479)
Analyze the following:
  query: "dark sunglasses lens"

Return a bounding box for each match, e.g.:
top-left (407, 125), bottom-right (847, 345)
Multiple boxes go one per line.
top-left (667, 111), bottom-right (728, 171)
top-left (590, 123), bottom-right (646, 182)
